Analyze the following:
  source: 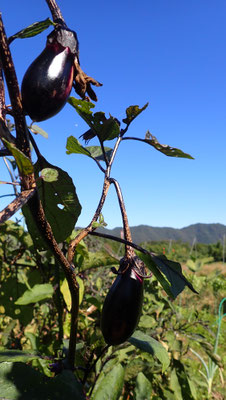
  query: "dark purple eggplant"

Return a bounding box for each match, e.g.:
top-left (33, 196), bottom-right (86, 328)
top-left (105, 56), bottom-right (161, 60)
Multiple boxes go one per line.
top-left (100, 265), bottom-right (144, 345)
top-left (21, 27), bottom-right (78, 122)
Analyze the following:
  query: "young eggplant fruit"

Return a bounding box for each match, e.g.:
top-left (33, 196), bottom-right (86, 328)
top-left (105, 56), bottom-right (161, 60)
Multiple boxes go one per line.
top-left (101, 265), bottom-right (144, 345)
top-left (21, 27), bottom-right (78, 122)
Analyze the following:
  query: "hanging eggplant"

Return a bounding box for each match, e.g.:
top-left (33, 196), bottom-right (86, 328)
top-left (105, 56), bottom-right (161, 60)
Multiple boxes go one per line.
top-left (21, 27), bottom-right (78, 122)
top-left (101, 261), bottom-right (144, 346)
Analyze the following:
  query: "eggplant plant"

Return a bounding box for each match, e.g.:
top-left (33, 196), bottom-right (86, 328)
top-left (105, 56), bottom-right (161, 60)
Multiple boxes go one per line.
top-left (0, 1), bottom-right (201, 399)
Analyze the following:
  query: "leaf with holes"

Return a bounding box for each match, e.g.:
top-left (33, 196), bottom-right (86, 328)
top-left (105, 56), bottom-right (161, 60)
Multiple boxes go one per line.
top-left (144, 131), bottom-right (194, 159)
top-left (122, 103), bottom-right (149, 126)
top-left (23, 156), bottom-right (81, 248)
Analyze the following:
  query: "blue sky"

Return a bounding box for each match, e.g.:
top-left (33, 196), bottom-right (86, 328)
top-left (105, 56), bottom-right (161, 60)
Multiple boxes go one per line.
top-left (1, 0), bottom-right (226, 230)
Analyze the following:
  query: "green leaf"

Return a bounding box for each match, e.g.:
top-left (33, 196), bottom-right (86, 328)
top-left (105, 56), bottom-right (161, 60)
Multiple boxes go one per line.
top-left (40, 168), bottom-right (59, 182)
top-left (122, 103), bottom-right (149, 125)
top-left (91, 364), bottom-right (124, 400)
top-left (29, 124), bottom-right (48, 138)
top-left (66, 136), bottom-right (91, 157)
top-left (8, 18), bottom-right (55, 44)
top-left (60, 277), bottom-right (84, 311)
top-left (129, 331), bottom-right (170, 372)
top-left (2, 139), bottom-right (33, 175)
top-left (151, 254), bottom-right (198, 296)
top-left (68, 98), bottom-right (120, 142)
top-left (0, 362), bottom-right (85, 400)
top-left (23, 156), bottom-right (81, 248)
top-left (137, 251), bottom-right (197, 298)
top-left (68, 97), bottom-right (95, 127)
top-left (144, 131), bottom-right (194, 159)
top-left (0, 350), bottom-right (39, 363)
top-left (15, 283), bottom-right (54, 305)
top-left (135, 372), bottom-right (152, 400)
top-left (136, 251), bottom-right (175, 298)
top-left (170, 360), bottom-right (197, 400)
top-left (86, 146), bottom-right (113, 161)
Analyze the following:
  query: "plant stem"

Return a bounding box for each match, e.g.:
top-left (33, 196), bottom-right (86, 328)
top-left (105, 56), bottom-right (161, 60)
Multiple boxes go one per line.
top-left (45, 0), bottom-right (65, 24)
top-left (68, 177), bottom-right (111, 263)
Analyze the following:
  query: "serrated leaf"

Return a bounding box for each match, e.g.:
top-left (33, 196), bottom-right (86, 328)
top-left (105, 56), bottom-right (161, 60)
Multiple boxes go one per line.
top-left (2, 139), bottom-right (33, 175)
top-left (0, 350), bottom-right (39, 363)
top-left (15, 283), bottom-right (54, 305)
top-left (66, 136), bottom-right (91, 157)
top-left (23, 156), bottom-right (81, 248)
top-left (144, 131), bottom-right (194, 159)
top-left (8, 18), bottom-right (55, 44)
top-left (91, 364), bottom-right (124, 400)
top-left (122, 103), bottom-right (148, 125)
top-left (40, 168), bottom-right (59, 182)
top-left (129, 331), bottom-right (170, 372)
top-left (135, 372), bottom-right (152, 400)
top-left (30, 124), bottom-right (48, 138)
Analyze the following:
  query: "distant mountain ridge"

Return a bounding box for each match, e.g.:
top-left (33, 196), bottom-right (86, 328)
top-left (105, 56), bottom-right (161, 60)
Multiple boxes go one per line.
top-left (97, 223), bottom-right (226, 244)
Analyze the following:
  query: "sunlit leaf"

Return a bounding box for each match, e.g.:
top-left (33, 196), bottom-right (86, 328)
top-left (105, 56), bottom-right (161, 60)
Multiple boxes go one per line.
top-left (2, 139), bottom-right (33, 175)
top-left (23, 156), bottom-right (81, 248)
top-left (129, 331), bottom-right (170, 372)
top-left (8, 18), bottom-right (55, 44)
top-left (0, 349), bottom-right (39, 363)
top-left (122, 103), bottom-right (149, 125)
top-left (135, 372), bottom-right (152, 400)
top-left (144, 131), bottom-right (194, 159)
top-left (91, 364), bottom-right (124, 400)
top-left (15, 283), bottom-right (54, 305)
top-left (30, 124), bottom-right (48, 138)
top-left (40, 168), bottom-right (59, 182)
top-left (66, 136), bottom-right (91, 157)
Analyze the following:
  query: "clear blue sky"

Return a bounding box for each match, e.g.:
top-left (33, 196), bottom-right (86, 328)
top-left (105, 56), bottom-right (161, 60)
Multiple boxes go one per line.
top-left (1, 0), bottom-right (226, 230)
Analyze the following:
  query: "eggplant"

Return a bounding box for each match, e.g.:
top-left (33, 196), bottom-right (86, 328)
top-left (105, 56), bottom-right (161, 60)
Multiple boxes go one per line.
top-left (100, 265), bottom-right (144, 345)
top-left (21, 27), bottom-right (78, 122)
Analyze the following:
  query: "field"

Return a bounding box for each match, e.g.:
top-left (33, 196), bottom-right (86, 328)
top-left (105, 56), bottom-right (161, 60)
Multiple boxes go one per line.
top-left (0, 221), bottom-right (225, 399)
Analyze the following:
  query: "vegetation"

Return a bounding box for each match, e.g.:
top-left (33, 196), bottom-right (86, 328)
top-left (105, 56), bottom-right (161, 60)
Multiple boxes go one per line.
top-left (0, 1), bottom-right (225, 399)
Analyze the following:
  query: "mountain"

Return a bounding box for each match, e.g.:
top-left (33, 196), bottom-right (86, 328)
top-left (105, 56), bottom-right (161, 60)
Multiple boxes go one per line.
top-left (97, 223), bottom-right (226, 244)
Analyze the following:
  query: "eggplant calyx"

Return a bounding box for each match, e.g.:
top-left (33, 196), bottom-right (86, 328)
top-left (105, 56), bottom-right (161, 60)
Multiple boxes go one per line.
top-left (111, 255), bottom-right (151, 279)
top-left (47, 26), bottom-right (79, 57)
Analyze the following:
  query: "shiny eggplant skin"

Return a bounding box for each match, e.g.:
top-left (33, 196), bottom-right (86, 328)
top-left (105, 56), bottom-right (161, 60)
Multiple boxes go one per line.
top-left (100, 267), bottom-right (143, 345)
top-left (21, 41), bottom-right (74, 122)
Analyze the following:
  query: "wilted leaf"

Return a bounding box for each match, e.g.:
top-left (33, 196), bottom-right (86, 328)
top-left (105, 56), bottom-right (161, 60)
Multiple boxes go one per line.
top-left (8, 18), bottom-right (55, 44)
top-left (122, 103), bottom-right (149, 125)
top-left (144, 131), bottom-right (194, 159)
top-left (129, 331), bottom-right (170, 372)
top-left (15, 283), bottom-right (54, 305)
